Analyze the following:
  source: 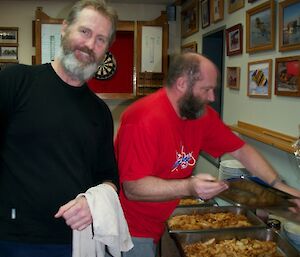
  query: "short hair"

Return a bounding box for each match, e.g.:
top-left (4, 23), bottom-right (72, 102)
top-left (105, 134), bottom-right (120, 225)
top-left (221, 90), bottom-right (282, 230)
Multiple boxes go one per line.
top-left (65, 0), bottom-right (118, 46)
top-left (166, 53), bottom-right (202, 89)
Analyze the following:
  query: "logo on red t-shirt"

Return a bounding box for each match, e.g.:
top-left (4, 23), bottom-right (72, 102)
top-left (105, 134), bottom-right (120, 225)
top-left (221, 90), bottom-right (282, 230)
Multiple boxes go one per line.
top-left (171, 145), bottom-right (196, 172)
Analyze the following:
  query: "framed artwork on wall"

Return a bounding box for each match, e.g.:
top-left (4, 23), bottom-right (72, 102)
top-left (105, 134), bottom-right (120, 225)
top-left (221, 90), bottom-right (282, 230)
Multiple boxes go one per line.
top-left (228, 0), bottom-right (244, 14)
top-left (226, 66), bottom-right (240, 90)
top-left (247, 59), bottom-right (272, 98)
top-left (181, 0), bottom-right (199, 38)
top-left (181, 41), bottom-right (197, 52)
top-left (201, 0), bottom-right (210, 29)
top-left (279, 0), bottom-right (300, 52)
top-left (246, 0), bottom-right (275, 53)
top-left (0, 46), bottom-right (18, 62)
top-left (210, 0), bottom-right (224, 23)
top-left (275, 55), bottom-right (300, 97)
top-left (226, 23), bottom-right (243, 56)
top-left (0, 27), bottom-right (18, 44)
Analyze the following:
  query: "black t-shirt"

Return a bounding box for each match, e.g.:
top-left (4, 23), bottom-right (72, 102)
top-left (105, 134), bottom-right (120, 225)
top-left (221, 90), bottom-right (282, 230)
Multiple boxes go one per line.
top-left (0, 63), bottom-right (118, 243)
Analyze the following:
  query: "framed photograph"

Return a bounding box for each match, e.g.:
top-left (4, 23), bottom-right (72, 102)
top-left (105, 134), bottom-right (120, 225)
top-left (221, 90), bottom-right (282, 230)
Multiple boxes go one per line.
top-left (181, 0), bottom-right (199, 38)
top-left (211, 0), bottom-right (224, 23)
top-left (0, 46), bottom-right (18, 61)
top-left (226, 23), bottom-right (243, 56)
top-left (279, 0), bottom-right (300, 52)
top-left (247, 59), bottom-right (272, 98)
top-left (0, 27), bottom-right (18, 45)
top-left (246, 0), bottom-right (275, 53)
top-left (226, 67), bottom-right (240, 90)
top-left (201, 0), bottom-right (210, 29)
top-left (275, 56), bottom-right (300, 97)
top-left (228, 0), bottom-right (244, 14)
top-left (181, 41), bottom-right (197, 53)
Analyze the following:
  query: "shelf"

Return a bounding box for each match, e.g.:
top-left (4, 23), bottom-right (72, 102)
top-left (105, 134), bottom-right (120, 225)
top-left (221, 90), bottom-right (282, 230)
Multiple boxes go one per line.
top-left (229, 121), bottom-right (297, 154)
top-left (95, 93), bottom-right (136, 100)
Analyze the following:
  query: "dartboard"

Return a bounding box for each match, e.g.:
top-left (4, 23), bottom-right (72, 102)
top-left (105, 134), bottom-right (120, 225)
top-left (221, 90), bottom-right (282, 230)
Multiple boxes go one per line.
top-left (94, 51), bottom-right (117, 80)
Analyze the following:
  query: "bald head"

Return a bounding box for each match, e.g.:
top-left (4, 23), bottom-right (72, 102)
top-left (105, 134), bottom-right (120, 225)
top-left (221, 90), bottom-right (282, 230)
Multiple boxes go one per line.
top-left (166, 52), bottom-right (218, 89)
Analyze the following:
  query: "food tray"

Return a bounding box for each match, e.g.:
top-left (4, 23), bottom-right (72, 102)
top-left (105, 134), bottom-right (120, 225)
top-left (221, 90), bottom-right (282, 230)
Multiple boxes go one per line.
top-left (172, 228), bottom-right (299, 257)
top-left (177, 197), bottom-right (218, 208)
top-left (218, 176), bottom-right (298, 209)
top-left (167, 205), bottom-right (265, 233)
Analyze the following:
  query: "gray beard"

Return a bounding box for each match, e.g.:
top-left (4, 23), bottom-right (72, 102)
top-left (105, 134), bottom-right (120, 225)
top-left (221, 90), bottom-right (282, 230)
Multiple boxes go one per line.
top-left (57, 47), bottom-right (98, 82)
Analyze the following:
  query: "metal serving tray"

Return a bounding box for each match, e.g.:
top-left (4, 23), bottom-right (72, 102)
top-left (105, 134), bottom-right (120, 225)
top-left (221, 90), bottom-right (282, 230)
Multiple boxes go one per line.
top-left (167, 205), bottom-right (266, 234)
top-left (172, 228), bottom-right (299, 257)
top-left (177, 197), bottom-right (218, 208)
top-left (219, 176), bottom-right (298, 209)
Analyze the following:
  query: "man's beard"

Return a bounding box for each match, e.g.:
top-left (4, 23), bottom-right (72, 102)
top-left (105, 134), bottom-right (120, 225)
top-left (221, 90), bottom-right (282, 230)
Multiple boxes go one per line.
top-left (57, 34), bottom-right (101, 82)
top-left (178, 89), bottom-right (206, 120)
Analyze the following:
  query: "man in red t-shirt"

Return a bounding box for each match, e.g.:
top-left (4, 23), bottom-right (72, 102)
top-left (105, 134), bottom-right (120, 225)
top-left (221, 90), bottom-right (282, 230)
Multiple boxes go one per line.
top-left (115, 52), bottom-right (300, 257)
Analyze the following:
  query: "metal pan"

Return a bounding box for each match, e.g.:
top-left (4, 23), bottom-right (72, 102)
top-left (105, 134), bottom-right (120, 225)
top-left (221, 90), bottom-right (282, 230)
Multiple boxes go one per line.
top-left (172, 228), bottom-right (299, 257)
top-left (167, 205), bottom-right (266, 234)
top-left (177, 197), bottom-right (218, 208)
top-left (219, 176), bottom-right (298, 209)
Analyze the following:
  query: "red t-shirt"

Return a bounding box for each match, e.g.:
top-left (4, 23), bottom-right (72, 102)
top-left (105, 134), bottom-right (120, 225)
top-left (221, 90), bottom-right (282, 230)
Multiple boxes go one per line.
top-left (114, 88), bottom-right (244, 243)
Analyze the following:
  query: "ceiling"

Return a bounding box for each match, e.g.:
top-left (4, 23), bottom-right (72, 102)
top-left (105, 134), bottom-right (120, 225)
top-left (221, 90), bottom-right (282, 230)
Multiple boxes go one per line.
top-left (109, 0), bottom-right (175, 4)
top-left (0, 0), bottom-right (178, 4)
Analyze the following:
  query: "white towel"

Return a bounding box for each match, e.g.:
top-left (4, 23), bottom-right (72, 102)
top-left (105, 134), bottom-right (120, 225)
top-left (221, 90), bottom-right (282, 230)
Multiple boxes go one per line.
top-left (72, 184), bottom-right (133, 257)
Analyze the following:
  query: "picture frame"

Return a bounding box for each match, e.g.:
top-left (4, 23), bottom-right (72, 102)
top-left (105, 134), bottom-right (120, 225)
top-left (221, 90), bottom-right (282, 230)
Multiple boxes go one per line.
top-left (181, 0), bottom-right (199, 38)
top-left (226, 23), bottom-right (243, 56)
top-left (210, 0), bottom-right (224, 23)
top-left (181, 41), bottom-right (198, 53)
top-left (0, 46), bottom-right (18, 61)
top-left (228, 0), bottom-right (244, 14)
top-left (226, 67), bottom-right (240, 90)
top-left (246, 0), bottom-right (275, 53)
top-left (247, 59), bottom-right (272, 98)
top-left (279, 0), bottom-right (300, 52)
top-left (201, 0), bottom-right (210, 29)
top-left (275, 56), bottom-right (300, 97)
top-left (0, 27), bottom-right (18, 45)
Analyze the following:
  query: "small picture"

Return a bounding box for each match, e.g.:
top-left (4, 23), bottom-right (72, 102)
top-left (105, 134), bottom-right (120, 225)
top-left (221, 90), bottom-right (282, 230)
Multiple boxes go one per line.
top-left (181, 0), bottom-right (199, 38)
top-left (0, 46), bottom-right (18, 61)
top-left (181, 41), bottom-right (197, 53)
top-left (201, 0), bottom-right (210, 29)
top-left (246, 1), bottom-right (275, 53)
top-left (0, 27), bottom-right (18, 44)
top-left (226, 23), bottom-right (243, 56)
top-left (226, 67), bottom-right (240, 90)
top-left (211, 0), bottom-right (224, 23)
top-left (279, 0), bottom-right (300, 52)
top-left (228, 0), bottom-right (244, 14)
top-left (275, 56), bottom-right (300, 97)
top-left (248, 59), bottom-right (272, 98)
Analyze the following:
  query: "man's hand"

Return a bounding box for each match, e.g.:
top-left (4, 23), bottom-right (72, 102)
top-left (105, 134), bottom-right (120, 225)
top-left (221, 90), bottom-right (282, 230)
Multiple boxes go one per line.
top-left (289, 198), bottom-right (300, 213)
top-left (189, 173), bottom-right (228, 200)
top-left (54, 196), bottom-right (92, 231)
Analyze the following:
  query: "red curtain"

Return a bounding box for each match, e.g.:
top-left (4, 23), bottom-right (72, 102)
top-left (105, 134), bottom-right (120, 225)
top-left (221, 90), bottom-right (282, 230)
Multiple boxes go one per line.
top-left (88, 31), bottom-right (134, 93)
